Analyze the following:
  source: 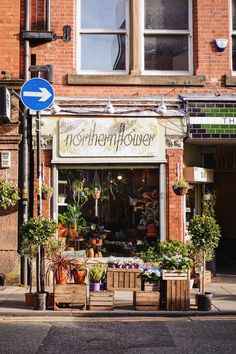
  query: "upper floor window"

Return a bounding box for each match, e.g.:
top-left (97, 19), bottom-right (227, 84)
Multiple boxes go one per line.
top-left (232, 0), bottom-right (236, 71)
top-left (77, 0), bottom-right (129, 74)
top-left (141, 0), bottom-right (193, 75)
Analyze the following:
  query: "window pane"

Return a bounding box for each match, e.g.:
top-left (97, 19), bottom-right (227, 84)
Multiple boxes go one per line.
top-left (81, 35), bottom-right (126, 71)
top-left (81, 0), bottom-right (126, 29)
top-left (144, 35), bottom-right (188, 71)
top-left (233, 36), bottom-right (236, 70)
top-left (233, 0), bottom-right (236, 30)
top-left (145, 0), bottom-right (189, 30)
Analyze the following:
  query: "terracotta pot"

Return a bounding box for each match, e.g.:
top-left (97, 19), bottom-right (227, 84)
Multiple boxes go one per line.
top-left (25, 292), bottom-right (34, 306)
top-left (66, 246), bottom-right (75, 251)
top-left (96, 239), bottom-right (103, 245)
top-left (68, 228), bottom-right (77, 240)
top-left (146, 224), bottom-right (157, 237)
top-left (58, 223), bottom-right (68, 238)
top-left (72, 269), bottom-right (87, 284)
top-left (87, 247), bottom-right (94, 258)
top-left (89, 238), bottom-right (97, 245)
top-left (55, 269), bottom-right (68, 284)
top-left (47, 293), bottom-right (54, 307)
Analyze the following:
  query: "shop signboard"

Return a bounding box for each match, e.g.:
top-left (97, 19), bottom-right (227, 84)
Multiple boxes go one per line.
top-left (183, 167), bottom-right (214, 183)
top-left (58, 117), bottom-right (165, 161)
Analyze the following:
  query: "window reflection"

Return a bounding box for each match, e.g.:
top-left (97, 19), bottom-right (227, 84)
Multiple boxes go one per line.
top-left (144, 35), bottom-right (188, 71)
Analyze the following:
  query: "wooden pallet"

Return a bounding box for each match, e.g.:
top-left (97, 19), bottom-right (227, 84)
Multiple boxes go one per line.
top-left (89, 291), bottom-right (114, 311)
top-left (163, 279), bottom-right (190, 311)
top-left (134, 291), bottom-right (160, 311)
top-left (106, 268), bottom-right (141, 291)
top-left (54, 284), bottom-right (87, 310)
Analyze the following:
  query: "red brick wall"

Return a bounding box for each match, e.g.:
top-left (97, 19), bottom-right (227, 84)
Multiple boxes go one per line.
top-left (166, 149), bottom-right (184, 241)
top-left (0, 1), bottom-right (21, 79)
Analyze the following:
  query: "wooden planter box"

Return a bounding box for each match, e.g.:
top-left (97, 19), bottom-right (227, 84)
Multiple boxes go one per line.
top-left (89, 291), bottom-right (114, 311)
top-left (162, 269), bottom-right (189, 281)
top-left (54, 284), bottom-right (87, 310)
top-left (163, 279), bottom-right (190, 311)
top-left (144, 280), bottom-right (160, 292)
top-left (106, 268), bottom-right (141, 291)
top-left (134, 291), bottom-right (160, 311)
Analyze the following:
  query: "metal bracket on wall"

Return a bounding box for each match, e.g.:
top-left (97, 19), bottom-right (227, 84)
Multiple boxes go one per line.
top-left (56, 25), bottom-right (72, 42)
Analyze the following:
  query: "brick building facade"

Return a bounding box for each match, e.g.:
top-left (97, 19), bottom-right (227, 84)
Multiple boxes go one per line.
top-left (1, 0), bottom-right (236, 280)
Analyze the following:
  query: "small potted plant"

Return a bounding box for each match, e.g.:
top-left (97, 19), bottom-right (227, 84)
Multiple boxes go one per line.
top-left (140, 265), bottom-right (161, 291)
top-left (41, 182), bottom-right (54, 200)
top-left (47, 252), bottom-right (73, 285)
top-left (70, 258), bottom-right (88, 284)
top-left (188, 215), bottom-right (221, 311)
top-left (89, 264), bottom-right (106, 292)
top-left (172, 179), bottom-right (190, 195)
top-left (0, 179), bottom-right (20, 209)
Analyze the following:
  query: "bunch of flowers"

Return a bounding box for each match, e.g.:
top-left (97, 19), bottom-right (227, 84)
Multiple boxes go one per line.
top-left (0, 179), bottom-right (20, 209)
top-left (140, 265), bottom-right (161, 281)
top-left (158, 254), bottom-right (193, 271)
top-left (107, 256), bottom-right (143, 269)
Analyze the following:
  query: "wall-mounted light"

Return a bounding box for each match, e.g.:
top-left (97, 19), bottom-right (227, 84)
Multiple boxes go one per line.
top-left (215, 38), bottom-right (228, 52)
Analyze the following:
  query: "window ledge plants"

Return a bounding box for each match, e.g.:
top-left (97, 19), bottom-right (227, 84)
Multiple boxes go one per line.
top-left (0, 179), bottom-right (20, 209)
top-left (172, 179), bottom-right (190, 196)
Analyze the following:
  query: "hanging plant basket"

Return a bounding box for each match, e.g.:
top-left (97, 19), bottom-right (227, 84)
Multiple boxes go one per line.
top-left (172, 187), bottom-right (189, 196)
top-left (0, 179), bottom-right (20, 209)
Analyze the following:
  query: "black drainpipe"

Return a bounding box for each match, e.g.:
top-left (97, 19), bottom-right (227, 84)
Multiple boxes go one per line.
top-left (46, 0), bottom-right (51, 31)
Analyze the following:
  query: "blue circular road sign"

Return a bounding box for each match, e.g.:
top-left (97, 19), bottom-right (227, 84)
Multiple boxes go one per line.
top-left (20, 78), bottom-right (54, 111)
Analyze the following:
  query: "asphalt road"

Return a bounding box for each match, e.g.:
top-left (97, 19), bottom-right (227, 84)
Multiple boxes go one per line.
top-left (0, 317), bottom-right (236, 354)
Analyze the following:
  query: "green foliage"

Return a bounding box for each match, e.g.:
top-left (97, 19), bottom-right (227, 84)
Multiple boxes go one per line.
top-left (0, 179), bottom-right (20, 209)
top-left (22, 216), bottom-right (57, 246)
top-left (138, 241), bottom-right (160, 263)
top-left (158, 254), bottom-right (193, 271)
top-left (159, 240), bottom-right (191, 258)
top-left (202, 192), bottom-right (216, 217)
top-left (44, 236), bottom-right (66, 258)
top-left (58, 202), bottom-right (87, 232)
top-left (188, 215), bottom-right (221, 253)
top-left (20, 239), bottom-right (38, 259)
top-left (88, 264), bottom-right (105, 282)
top-left (41, 182), bottom-right (54, 194)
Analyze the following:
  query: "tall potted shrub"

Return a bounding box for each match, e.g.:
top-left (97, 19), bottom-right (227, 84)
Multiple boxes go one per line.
top-left (21, 216), bottom-right (57, 310)
top-left (188, 215), bottom-right (221, 311)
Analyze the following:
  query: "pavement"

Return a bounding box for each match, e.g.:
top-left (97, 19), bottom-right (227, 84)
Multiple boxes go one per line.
top-left (0, 275), bottom-right (236, 319)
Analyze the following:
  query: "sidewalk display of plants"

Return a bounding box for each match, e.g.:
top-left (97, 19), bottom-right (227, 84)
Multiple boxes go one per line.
top-left (0, 178), bottom-right (20, 209)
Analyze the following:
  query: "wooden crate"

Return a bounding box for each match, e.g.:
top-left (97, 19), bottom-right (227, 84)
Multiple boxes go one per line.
top-left (134, 291), bottom-right (160, 311)
top-left (144, 280), bottom-right (160, 292)
top-left (54, 284), bottom-right (87, 310)
top-left (89, 291), bottom-right (114, 311)
top-left (163, 280), bottom-right (190, 311)
top-left (162, 270), bottom-right (189, 281)
top-left (106, 268), bottom-right (141, 291)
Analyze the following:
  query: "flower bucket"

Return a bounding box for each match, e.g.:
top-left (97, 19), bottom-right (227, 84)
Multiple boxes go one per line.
top-left (90, 282), bottom-right (100, 292)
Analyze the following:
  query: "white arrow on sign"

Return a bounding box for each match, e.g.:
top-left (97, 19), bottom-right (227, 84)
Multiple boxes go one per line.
top-left (23, 87), bottom-right (52, 102)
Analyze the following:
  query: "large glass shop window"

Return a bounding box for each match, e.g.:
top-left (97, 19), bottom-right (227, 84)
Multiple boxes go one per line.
top-left (58, 168), bottom-right (159, 255)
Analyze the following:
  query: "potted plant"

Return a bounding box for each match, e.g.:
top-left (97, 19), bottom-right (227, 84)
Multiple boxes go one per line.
top-left (188, 215), bottom-right (221, 311)
top-left (47, 252), bottom-right (73, 285)
top-left (0, 179), bottom-right (20, 209)
top-left (20, 239), bottom-right (38, 305)
top-left (89, 264), bottom-right (106, 292)
top-left (70, 258), bottom-right (88, 284)
top-left (21, 216), bottom-right (57, 310)
top-left (41, 182), bottom-right (54, 200)
top-left (140, 265), bottom-right (161, 291)
top-left (172, 179), bottom-right (190, 195)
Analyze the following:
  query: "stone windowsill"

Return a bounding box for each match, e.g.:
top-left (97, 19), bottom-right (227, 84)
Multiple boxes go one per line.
top-left (225, 75), bottom-right (236, 86)
top-left (67, 74), bottom-right (206, 87)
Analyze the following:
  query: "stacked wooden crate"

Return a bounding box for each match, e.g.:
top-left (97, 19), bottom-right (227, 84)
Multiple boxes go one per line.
top-left (162, 270), bottom-right (190, 311)
top-left (89, 291), bottom-right (114, 311)
top-left (54, 284), bottom-right (87, 310)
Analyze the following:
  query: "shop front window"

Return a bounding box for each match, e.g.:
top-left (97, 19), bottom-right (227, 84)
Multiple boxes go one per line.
top-left (57, 168), bottom-right (159, 256)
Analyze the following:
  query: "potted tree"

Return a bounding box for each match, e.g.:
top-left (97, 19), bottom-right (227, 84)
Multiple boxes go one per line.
top-left (188, 215), bottom-right (221, 311)
top-left (89, 264), bottom-right (106, 292)
top-left (172, 179), bottom-right (190, 196)
top-left (20, 239), bottom-right (38, 305)
top-left (21, 216), bottom-right (57, 310)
